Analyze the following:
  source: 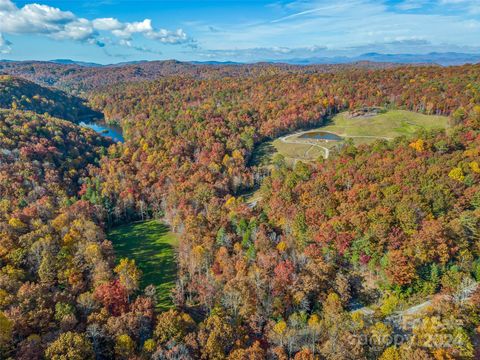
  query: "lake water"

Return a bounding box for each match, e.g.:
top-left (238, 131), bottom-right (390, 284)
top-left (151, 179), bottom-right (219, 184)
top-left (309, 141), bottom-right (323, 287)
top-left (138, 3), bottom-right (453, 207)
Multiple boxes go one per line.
top-left (80, 121), bottom-right (124, 143)
top-left (299, 131), bottom-right (342, 141)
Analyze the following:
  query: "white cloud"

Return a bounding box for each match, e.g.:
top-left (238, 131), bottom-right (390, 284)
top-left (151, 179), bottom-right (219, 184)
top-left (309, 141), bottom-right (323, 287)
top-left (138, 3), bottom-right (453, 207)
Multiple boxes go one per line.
top-left (0, 33), bottom-right (12, 54)
top-left (396, 0), bottom-right (429, 10)
top-left (1, 3), bottom-right (77, 35)
top-left (0, 0), bottom-right (15, 11)
top-left (104, 19), bottom-right (188, 44)
top-left (440, 0), bottom-right (480, 12)
top-left (196, 45), bottom-right (330, 61)
top-left (0, 0), bottom-right (192, 53)
top-left (270, 7), bottom-right (326, 23)
top-left (54, 19), bottom-right (95, 42)
top-left (146, 28), bottom-right (188, 44)
top-left (92, 18), bottom-right (123, 31)
top-left (187, 0), bottom-right (480, 61)
top-left (194, 39), bottom-right (480, 63)
top-left (111, 19), bottom-right (153, 38)
top-left (440, 0), bottom-right (469, 3)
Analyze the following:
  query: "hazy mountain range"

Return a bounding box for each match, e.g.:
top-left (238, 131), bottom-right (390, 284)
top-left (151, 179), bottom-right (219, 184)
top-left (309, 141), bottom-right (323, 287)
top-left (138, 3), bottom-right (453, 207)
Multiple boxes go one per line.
top-left (39, 52), bottom-right (480, 67)
top-left (278, 52), bottom-right (480, 66)
top-left (2, 52), bottom-right (480, 67)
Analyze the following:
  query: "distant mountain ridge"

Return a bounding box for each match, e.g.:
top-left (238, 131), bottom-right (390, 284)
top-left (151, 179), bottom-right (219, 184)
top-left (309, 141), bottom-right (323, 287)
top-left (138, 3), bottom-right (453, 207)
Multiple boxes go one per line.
top-left (3, 51), bottom-right (480, 67)
top-left (0, 59), bottom-right (404, 93)
top-left (278, 52), bottom-right (480, 66)
top-left (49, 59), bottom-right (103, 67)
top-left (0, 53), bottom-right (478, 95)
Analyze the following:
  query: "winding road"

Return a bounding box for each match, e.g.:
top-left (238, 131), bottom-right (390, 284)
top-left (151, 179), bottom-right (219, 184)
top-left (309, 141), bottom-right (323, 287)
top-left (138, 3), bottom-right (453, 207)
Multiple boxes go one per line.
top-left (279, 132), bottom-right (331, 159)
top-left (279, 130), bottom-right (394, 160)
top-left (352, 280), bottom-right (479, 330)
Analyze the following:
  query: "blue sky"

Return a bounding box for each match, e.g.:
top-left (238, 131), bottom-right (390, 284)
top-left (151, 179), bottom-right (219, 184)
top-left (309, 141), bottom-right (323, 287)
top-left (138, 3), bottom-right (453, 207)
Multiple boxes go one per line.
top-left (0, 0), bottom-right (479, 63)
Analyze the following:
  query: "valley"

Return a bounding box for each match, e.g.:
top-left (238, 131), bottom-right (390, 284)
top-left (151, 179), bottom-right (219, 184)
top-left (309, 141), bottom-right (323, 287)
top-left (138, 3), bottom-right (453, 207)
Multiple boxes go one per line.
top-left (80, 120), bottom-right (125, 143)
top-left (1, 0), bottom-right (480, 356)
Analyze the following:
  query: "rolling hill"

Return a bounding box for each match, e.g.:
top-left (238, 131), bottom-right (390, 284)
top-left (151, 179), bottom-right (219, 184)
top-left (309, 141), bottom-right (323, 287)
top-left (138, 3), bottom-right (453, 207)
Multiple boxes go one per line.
top-left (0, 75), bottom-right (102, 122)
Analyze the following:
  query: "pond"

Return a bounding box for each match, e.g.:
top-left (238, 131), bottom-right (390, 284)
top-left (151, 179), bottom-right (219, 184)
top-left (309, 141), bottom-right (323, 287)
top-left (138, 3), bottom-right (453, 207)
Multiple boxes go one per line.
top-left (299, 131), bottom-right (343, 141)
top-left (80, 121), bottom-right (124, 142)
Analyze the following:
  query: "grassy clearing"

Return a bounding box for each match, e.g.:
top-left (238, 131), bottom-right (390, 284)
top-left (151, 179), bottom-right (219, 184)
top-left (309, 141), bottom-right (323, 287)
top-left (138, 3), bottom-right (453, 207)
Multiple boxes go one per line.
top-left (248, 141), bottom-right (277, 167)
top-left (252, 110), bottom-right (449, 165)
top-left (320, 110), bottom-right (449, 143)
top-left (272, 138), bottom-right (334, 165)
top-left (108, 220), bottom-right (178, 310)
top-left (250, 138), bottom-right (329, 167)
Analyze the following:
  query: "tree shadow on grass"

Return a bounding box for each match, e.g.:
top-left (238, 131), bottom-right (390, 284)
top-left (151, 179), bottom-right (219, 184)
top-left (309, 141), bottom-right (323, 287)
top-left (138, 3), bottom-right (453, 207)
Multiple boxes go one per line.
top-left (249, 141), bottom-right (276, 166)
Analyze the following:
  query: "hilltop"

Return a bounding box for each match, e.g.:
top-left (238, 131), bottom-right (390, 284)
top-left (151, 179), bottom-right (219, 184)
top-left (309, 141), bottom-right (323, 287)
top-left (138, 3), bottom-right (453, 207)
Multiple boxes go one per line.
top-left (0, 59), bottom-right (413, 94)
top-left (0, 75), bottom-right (102, 122)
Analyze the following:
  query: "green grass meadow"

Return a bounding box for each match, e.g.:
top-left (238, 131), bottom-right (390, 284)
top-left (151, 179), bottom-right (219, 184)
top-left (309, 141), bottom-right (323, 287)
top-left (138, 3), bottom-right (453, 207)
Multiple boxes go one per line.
top-left (252, 110), bottom-right (449, 165)
top-left (108, 220), bottom-right (178, 309)
top-left (320, 110), bottom-right (449, 141)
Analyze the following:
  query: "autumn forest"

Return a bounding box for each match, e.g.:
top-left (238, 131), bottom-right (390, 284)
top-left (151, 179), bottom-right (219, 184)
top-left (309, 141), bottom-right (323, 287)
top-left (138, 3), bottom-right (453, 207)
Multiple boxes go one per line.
top-left (0, 60), bottom-right (479, 359)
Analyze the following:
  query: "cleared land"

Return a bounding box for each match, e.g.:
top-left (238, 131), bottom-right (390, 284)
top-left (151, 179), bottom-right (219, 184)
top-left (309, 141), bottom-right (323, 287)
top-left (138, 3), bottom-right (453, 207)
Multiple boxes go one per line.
top-left (320, 110), bottom-right (448, 141)
top-left (108, 220), bottom-right (178, 309)
top-left (252, 110), bottom-right (449, 165)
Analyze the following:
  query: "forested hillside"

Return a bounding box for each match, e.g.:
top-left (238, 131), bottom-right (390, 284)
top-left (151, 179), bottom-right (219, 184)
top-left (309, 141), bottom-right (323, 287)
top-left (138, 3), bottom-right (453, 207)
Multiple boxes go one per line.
top-left (84, 64), bottom-right (480, 358)
top-left (88, 64), bottom-right (480, 225)
top-left (0, 60), bottom-right (410, 94)
top-left (0, 75), bottom-right (101, 122)
top-left (0, 63), bottom-right (479, 359)
top-left (0, 110), bottom-right (123, 358)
